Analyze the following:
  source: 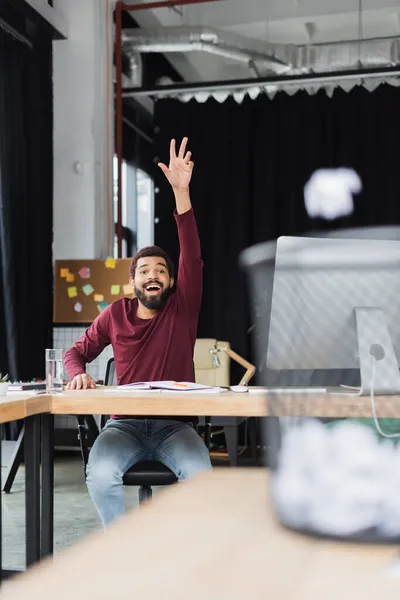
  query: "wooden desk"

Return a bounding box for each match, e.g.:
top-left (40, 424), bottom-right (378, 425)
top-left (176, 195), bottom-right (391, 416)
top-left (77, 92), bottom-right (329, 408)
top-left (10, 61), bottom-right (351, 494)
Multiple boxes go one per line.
top-left (1, 469), bottom-right (399, 599)
top-left (50, 387), bottom-right (400, 419)
top-left (264, 390), bottom-right (400, 419)
top-left (0, 394), bottom-right (52, 578)
top-left (2, 386), bottom-right (400, 579)
top-left (50, 388), bottom-right (267, 417)
top-left (0, 394), bottom-right (50, 423)
top-left (3, 387), bottom-right (400, 420)
top-left (2, 387), bottom-right (400, 423)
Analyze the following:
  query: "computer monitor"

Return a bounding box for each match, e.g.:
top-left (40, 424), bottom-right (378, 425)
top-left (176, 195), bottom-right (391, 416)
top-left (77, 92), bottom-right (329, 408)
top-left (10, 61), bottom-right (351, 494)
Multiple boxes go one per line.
top-left (265, 235), bottom-right (400, 394)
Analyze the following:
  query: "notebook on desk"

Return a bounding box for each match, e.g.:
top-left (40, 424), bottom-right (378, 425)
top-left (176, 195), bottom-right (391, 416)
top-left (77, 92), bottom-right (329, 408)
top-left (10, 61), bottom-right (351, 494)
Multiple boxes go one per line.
top-left (106, 381), bottom-right (226, 393)
top-left (7, 382), bottom-right (46, 392)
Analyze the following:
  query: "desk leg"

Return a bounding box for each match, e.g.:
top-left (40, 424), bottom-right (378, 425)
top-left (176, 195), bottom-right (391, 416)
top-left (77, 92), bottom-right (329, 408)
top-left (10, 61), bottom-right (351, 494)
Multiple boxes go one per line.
top-left (24, 415), bottom-right (41, 566)
top-left (2, 424), bottom-right (25, 493)
top-left (0, 422), bottom-right (2, 584)
top-left (40, 413), bottom-right (54, 558)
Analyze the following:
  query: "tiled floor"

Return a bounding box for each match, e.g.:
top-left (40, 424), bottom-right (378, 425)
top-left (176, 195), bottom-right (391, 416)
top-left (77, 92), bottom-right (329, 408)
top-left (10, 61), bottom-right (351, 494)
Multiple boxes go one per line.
top-left (1, 455), bottom-right (139, 571)
top-left (1, 452), bottom-right (259, 572)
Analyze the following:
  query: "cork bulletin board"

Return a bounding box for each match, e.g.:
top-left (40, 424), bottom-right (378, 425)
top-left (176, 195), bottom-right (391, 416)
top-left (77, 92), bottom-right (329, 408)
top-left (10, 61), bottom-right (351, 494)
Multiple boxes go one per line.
top-left (54, 258), bottom-right (134, 323)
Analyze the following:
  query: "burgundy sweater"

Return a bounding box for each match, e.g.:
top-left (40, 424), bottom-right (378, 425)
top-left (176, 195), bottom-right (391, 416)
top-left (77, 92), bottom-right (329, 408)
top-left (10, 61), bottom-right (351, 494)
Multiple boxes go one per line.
top-left (64, 208), bottom-right (202, 420)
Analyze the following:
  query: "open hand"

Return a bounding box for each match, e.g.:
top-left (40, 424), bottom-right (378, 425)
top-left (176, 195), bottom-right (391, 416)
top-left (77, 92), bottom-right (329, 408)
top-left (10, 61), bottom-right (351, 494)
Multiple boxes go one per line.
top-left (158, 137), bottom-right (194, 190)
top-left (66, 373), bottom-right (96, 390)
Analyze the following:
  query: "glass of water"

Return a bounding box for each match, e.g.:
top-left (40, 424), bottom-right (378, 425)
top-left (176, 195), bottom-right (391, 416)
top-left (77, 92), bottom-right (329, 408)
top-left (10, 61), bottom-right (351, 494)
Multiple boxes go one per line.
top-left (45, 349), bottom-right (64, 393)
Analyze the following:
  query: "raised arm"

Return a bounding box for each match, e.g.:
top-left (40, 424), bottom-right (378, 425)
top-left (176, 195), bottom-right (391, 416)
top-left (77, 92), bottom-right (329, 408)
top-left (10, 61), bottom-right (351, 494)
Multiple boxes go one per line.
top-left (158, 138), bottom-right (203, 315)
top-left (64, 307), bottom-right (111, 389)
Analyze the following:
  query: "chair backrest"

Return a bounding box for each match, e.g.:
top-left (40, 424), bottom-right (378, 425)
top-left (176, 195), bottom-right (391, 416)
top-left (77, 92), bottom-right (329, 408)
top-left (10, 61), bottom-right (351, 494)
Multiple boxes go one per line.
top-left (194, 339), bottom-right (230, 387)
top-left (105, 358), bottom-right (116, 386)
top-left (104, 357), bottom-right (195, 385)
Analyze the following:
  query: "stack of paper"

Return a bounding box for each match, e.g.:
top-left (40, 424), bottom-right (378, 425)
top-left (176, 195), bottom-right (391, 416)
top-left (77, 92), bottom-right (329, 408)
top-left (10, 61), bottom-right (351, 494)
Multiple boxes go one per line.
top-left (107, 381), bottom-right (226, 393)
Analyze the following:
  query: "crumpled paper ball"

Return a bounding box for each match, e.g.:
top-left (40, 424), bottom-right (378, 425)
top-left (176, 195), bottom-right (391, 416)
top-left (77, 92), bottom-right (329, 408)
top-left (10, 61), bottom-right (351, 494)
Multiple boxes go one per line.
top-left (304, 168), bottom-right (362, 220)
top-left (273, 418), bottom-right (400, 538)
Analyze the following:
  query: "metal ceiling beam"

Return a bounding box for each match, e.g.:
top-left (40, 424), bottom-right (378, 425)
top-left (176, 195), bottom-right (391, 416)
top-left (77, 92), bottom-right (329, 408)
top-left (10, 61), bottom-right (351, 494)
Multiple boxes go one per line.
top-left (121, 65), bottom-right (400, 98)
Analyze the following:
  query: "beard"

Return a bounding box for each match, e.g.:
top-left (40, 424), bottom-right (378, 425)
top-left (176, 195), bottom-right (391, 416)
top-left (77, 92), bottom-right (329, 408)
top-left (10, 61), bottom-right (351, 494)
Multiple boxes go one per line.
top-left (134, 283), bottom-right (172, 310)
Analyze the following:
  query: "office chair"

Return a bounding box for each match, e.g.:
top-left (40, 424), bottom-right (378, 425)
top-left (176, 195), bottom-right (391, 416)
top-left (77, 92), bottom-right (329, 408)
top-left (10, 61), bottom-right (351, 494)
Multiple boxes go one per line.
top-left (76, 358), bottom-right (212, 503)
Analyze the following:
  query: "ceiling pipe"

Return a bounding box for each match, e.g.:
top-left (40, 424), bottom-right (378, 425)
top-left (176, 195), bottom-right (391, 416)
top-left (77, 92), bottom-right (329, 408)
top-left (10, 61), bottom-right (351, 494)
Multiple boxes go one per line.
top-left (121, 26), bottom-right (291, 75)
top-left (121, 30), bottom-right (400, 86)
top-left (120, 45), bottom-right (143, 87)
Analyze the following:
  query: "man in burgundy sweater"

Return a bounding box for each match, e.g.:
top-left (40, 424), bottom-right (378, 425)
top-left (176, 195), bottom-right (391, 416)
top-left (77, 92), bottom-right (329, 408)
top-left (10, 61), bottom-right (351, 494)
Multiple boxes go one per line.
top-left (64, 137), bottom-right (212, 526)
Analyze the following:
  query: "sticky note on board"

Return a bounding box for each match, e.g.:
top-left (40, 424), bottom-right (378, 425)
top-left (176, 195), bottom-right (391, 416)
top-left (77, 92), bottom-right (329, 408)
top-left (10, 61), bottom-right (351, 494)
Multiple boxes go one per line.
top-left (111, 284), bottom-right (120, 295)
top-left (74, 302), bottom-right (82, 313)
top-left (97, 301), bottom-right (109, 313)
top-left (94, 294), bottom-right (104, 302)
top-left (105, 257), bottom-right (116, 269)
top-left (60, 268), bottom-right (69, 278)
top-left (78, 266), bottom-right (91, 279)
top-left (82, 284), bottom-right (94, 296)
top-left (68, 286), bottom-right (78, 298)
top-left (123, 284), bottom-right (132, 296)
top-left (66, 273), bottom-right (75, 283)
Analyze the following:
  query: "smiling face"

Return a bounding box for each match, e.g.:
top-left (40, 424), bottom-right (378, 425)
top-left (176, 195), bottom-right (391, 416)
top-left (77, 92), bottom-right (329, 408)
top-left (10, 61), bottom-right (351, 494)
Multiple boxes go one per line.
top-left (130, 255), bottom-right (174, 310)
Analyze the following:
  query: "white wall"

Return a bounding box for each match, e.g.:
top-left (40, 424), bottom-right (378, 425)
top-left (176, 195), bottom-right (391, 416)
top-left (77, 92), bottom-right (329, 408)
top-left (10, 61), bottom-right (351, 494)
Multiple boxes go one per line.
top-left (52, 0), bottom-right (114, 260)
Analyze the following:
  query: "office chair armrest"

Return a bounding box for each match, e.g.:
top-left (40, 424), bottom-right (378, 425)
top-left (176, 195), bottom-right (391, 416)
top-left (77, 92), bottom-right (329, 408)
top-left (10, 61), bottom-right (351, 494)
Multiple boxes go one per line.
top-left (204, 417), bottom-right (212, 449)
top-left (76, 416), bottom-right (90, 470)
top-left (76, 415), bottom-right (100, 470)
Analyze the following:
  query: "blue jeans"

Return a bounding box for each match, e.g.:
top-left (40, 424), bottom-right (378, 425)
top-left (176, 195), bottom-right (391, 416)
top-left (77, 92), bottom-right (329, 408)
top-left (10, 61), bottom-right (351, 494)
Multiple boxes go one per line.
top-left (86, 418), bottom-right (212, 526)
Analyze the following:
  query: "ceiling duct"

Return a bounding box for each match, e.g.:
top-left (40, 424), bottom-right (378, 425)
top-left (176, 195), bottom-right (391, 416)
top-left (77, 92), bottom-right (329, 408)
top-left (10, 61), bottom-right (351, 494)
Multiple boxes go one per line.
top-left (291, 37), bottom-right (400, 73)
top-left (121, 26), bottom-right (400, 87)
top-left (120, 45), bottom-right (143, 88)
top-left (121, 26), bottom-right (293, 76)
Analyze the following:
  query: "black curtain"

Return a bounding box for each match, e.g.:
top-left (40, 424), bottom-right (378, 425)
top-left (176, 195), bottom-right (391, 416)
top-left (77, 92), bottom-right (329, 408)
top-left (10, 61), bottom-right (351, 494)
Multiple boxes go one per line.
top-left (0, 25), bottom-right (53, 380)
top-left (121, 103), bottom-right (154, 176)
top-left (154, 86), bottom-right (400, 380)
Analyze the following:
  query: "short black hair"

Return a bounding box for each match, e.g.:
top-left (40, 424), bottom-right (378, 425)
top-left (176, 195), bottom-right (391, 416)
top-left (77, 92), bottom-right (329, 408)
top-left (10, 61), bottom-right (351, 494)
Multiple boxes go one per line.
top-left (129, 246), bottom-right (174, 279)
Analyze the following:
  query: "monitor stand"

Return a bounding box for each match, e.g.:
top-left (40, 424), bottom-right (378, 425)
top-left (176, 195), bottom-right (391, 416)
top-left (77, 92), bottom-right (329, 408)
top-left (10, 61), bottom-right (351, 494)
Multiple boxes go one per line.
top-left (355, 306), bottom-right (400, 395)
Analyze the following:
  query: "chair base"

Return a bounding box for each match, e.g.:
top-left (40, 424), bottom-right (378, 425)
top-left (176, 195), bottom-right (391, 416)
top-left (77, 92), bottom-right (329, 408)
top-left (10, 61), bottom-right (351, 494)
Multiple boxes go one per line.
top-left (139, 485), bottom-right (152, 504)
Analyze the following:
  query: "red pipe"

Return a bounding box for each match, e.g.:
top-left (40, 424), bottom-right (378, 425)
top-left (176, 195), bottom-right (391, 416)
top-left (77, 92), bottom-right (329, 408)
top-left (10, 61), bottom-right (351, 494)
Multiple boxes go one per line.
top-left (115, 1), bottom-right (123, 258)
top-left (122, 0), bottom-right (218, 11)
